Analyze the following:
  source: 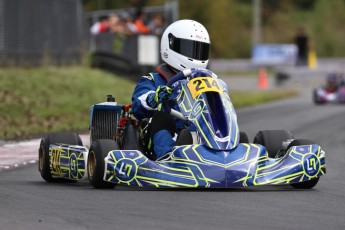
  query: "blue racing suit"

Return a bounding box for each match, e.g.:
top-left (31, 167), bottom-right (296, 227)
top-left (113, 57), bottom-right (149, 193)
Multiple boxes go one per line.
top-left (132, 64), bottom-right (186, 159)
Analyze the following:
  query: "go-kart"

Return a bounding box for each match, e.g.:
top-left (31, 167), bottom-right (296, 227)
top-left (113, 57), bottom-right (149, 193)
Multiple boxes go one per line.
top-left (313, 85), bottom-right (345, 104)
top-left (313, 73), bottom-right (345, 104)
top-left (39, 69), bottom-right (326, 189)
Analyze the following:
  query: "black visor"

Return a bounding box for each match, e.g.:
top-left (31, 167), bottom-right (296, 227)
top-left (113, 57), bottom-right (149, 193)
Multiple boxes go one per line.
top-left (168, 33), bottom-right (210, 61)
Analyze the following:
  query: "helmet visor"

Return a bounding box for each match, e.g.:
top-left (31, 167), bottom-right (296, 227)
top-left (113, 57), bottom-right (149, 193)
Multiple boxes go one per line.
top-left (169, 33), bottom-right (210, 61)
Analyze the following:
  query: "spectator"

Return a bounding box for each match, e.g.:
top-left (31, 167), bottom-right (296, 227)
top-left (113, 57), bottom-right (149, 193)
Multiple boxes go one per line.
top-left (119, 11), bottom-right (137, 35)
top-left (108, 13), bottom-right (121, 33)
top-left (148, 14), bottom-right (165, 36)
top-left (133, 9), bottom-right (151, 34)
top-left (294, 27), bottom-right (310, 66)
top-left (90, 15), bottom-right (110, 35)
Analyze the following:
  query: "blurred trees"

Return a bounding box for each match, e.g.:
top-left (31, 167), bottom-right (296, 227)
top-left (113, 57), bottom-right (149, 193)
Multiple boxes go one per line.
top-left (81, 0), bottom-right (165, 11)
top-left (82, 0), bottom-right (345, 58)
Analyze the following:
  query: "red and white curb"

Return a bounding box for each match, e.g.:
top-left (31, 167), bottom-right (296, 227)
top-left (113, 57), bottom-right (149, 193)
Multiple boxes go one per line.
top-left (0, 134), bottom-right (89, 171)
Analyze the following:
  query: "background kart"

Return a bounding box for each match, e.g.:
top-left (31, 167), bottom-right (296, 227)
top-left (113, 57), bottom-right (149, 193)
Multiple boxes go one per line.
top-left (39, 69), bottom-right (326, 189)
top-left (313, 86), bottom-right (345, 104)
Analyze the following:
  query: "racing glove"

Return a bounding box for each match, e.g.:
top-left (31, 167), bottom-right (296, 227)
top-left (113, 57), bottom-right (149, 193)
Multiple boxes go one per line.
top-left (157, 102), bottom-right (171, 113)
top-left (146, 85), bottom-right (172, 109)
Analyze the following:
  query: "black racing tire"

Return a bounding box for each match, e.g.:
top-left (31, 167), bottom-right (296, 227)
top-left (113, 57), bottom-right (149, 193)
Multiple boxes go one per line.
top-left (239, 131), bottom-right (249, 143)
top-left (313, 89), bottom-right (323, 105)
top-left (38, 132), bottom-right (83, 182)
top-left (253, 130), bottom-right (294, 158)
top-left (287, 139), bottom-right (320, 189)
top-left (121, 122), bottom-right (144, 152)
top-left (88, 139), bottom-right (118, 189)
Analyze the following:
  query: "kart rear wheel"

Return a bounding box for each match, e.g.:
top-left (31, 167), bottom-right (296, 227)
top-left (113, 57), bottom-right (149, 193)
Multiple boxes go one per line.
top-left (239, 131), bottom-right (249, 143)
top-left (253, 130), bottom-right (294, 158)
top-left (121, 121), bottom-right (144, 152)
top-left (288, 139), bottom-right (320, 189)
top-left (38, 132), bottom-right (83, 182)
top-left (88, 139), bottom-right (118, 189)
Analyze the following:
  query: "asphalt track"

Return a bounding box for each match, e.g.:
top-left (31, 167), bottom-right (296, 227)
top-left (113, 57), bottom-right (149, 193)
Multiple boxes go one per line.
top-left (1, 85), bottom-right (345, 230)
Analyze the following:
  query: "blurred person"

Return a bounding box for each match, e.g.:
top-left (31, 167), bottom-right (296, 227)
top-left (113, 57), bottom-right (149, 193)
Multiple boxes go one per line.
top-left (90, 15), bottom-right (110, 35)
top-left (131, 20), bottom-right (213, 160)
top-left (133, 9), bottom-right (151, 34)
top-left (325, 73), bottom-right (341, 93)
top-left (148, 14), bottom-right (165, 36)
top-left (108, 13), bottom-right (121, 33)
top-left (119, 11), bottom-right (137, 35)
top-left (294, 27), bottom-right (310, 66)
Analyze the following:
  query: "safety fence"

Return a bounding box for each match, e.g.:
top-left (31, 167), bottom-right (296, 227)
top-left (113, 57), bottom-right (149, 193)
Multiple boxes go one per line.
top-left (0, 0), bottom-right (178, 70)
top-left (86, 2), bottom-right (178, 74)
top-left (0, 0), bottom-right (86, 66)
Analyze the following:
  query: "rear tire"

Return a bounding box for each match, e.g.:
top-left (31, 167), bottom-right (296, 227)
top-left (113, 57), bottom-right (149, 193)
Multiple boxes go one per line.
top-left (239, 131), bottom-right (249, 143)
top-left (288, 139), bottom-right (320, 189)
top-left (253, 130), bottom-right (294, 158)
top-left (38, 132), bottom-right (83, 182)
top-left (88, 139), bottom-right (118, 189)
top-left (121, 122), bottom-right (144, 152)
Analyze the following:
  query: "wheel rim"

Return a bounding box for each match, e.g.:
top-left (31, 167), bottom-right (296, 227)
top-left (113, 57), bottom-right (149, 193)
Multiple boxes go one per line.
top-left (88, 151), bottom-right (96, 177)
top-left (39, 146), bottom-right (45, 172)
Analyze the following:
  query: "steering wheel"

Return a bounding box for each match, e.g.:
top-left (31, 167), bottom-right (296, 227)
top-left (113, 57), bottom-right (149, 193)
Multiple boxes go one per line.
top-left (165, 69), bottom-right (194, 120)
top-left (166, 69), bottom-right (193, 88)
top-left (166, 68), bottom-right (215, 120)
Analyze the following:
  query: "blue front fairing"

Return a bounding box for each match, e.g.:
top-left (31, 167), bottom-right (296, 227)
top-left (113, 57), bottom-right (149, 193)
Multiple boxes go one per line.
top-left (104, 143), bottom-right (326, 188)
top-left (172, 77), bottom-right (239, 150)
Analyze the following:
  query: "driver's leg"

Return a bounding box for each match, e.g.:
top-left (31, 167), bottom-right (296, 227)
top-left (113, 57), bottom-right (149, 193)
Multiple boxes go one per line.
top-left (150, 111), bottom-right (176, 160)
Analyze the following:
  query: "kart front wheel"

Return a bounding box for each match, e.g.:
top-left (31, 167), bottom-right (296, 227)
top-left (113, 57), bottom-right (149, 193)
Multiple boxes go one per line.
top-left (288, 139), bottom-right (320, 189)
top-left (88, 139), bottom-right (118, 189)
top-left (38, 132), bottom-right (83, 182)
top-left (313, 89), bottom-right (323, 105)
top-left (253, 130), bottom-right (294, 158)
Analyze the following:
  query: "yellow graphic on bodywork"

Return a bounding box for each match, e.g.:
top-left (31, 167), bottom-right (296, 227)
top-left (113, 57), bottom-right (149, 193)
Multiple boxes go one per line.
top-left (187, 77), bottom-right (222, 99)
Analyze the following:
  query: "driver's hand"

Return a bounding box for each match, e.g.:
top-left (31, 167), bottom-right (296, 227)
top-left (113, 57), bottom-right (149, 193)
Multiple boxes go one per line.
top-left (157, 102), bottom-right (171, 113)
top-left (146, 85), bottom-right (172, 108)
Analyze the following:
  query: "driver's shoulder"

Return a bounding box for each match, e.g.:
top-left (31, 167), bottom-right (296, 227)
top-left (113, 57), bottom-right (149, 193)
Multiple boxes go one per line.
top-left (142, 72), bottom-right (167, 85)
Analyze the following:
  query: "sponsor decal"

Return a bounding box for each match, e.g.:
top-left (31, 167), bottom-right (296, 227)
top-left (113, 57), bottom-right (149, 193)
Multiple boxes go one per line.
top-left (196, 34), bottom-right (203, 39)
top-left (189, 100), bottom-right (205, 120)
top-left (142, 75), bottom-right (153, 81)
top-left (115, 158), bottom-right (137, 182)
top-left (302, 154), bottom-right (320, 177)
top-left (69, 153), bottom-right (78, 179)
top-left (50, 147), bottom-right (63, 175)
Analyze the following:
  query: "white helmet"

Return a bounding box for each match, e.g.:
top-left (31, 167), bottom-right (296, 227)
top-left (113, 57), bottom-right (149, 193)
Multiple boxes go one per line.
top-left (161, 19), bottom-right (210, 72)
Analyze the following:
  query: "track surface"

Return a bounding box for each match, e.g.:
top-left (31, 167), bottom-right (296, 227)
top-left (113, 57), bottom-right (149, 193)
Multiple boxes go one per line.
top-left (1, 89), bottom-right (345, 230)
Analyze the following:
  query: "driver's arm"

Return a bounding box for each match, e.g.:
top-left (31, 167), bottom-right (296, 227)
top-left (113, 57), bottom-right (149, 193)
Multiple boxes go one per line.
top-left (132, 75), bottom-right (157, 120)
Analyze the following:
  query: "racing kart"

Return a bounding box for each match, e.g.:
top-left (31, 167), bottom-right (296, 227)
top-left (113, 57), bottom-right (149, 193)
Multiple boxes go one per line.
top-left (39, 69), bottom-right (326, 189)
top-left (313, 85), bottom-right (345, 104)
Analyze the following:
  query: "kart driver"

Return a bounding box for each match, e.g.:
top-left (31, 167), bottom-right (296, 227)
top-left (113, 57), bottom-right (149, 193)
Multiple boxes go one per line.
top-left (131, 19), bottom-right (211, 160)
top-left (325, 73), bottom-right (340, 93)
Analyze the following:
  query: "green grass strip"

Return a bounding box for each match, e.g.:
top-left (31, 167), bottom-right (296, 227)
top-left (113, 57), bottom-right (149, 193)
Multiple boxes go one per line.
top-left (0, 67), bottom-right (296, 140)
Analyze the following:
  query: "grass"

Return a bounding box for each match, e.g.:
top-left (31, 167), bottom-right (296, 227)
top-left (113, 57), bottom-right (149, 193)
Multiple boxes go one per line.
top-left (230, 90), bottom-right (298, 108)
top-left (0, 66), bottom-right (297, 140)
top-left (0, 66), bottom-right (135, 140)
top-left (217, 68), bottom-right (275, 78)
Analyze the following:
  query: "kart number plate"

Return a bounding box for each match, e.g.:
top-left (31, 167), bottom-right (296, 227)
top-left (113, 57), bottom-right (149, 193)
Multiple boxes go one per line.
top-left (187, 77), bottom-right (222, 99)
